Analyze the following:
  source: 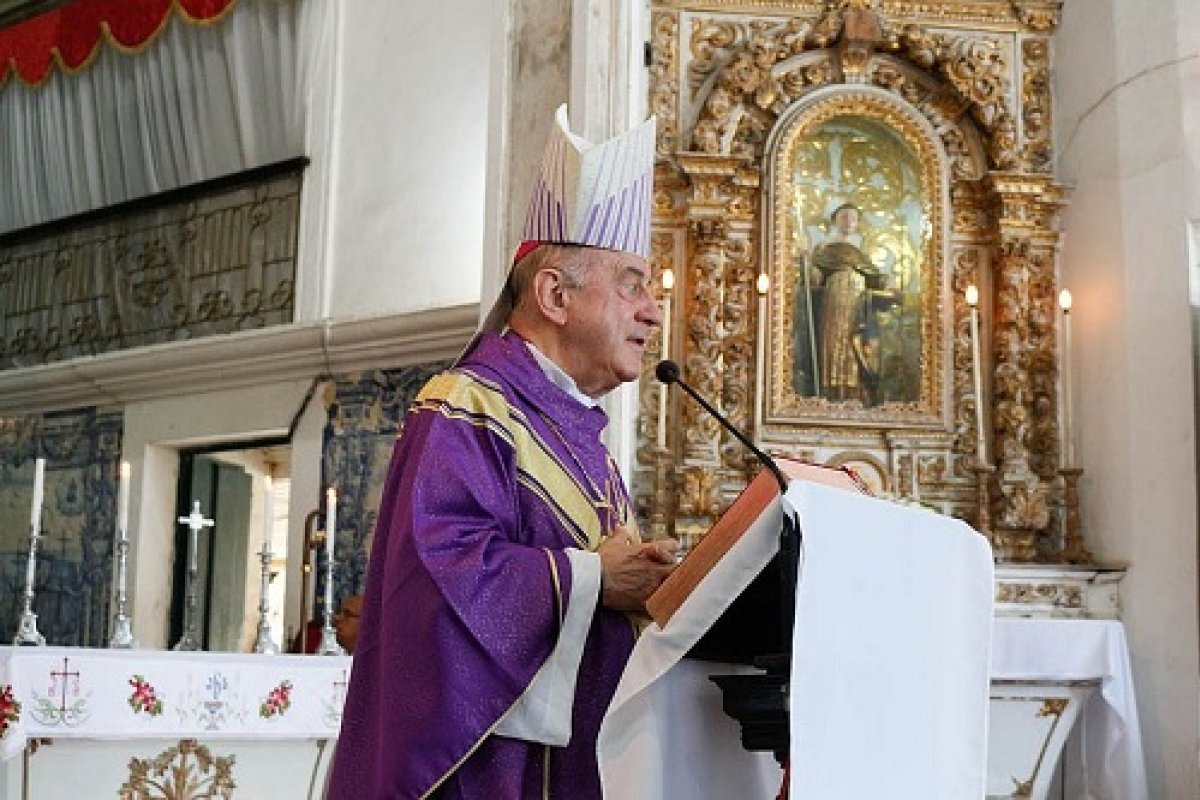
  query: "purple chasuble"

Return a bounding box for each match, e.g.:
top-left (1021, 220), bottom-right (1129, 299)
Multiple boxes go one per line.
top-left (327, 331), bottom-right (638, 799)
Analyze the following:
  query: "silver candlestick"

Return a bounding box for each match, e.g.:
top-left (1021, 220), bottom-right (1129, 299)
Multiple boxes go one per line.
top-left (316, 543), bottom-right (345, 656)
top-left (14, 521), bottom-right (46, 646)
top-left (108, 534), bottom-right (136, 648)
top-left (173, 501), bottom-right (214, 652)
top-left (253, 543), bottom-right (280, 654)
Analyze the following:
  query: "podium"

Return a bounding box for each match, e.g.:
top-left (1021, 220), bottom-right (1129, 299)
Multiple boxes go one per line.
top-left (599, 476), bottom-right (995, 800)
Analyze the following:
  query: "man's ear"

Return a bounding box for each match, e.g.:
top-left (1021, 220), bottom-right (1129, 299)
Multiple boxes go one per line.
top-left (531, 268), bottom-right (570, 326)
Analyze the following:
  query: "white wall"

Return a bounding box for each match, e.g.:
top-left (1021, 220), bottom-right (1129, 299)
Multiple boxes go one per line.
top-left (322, 1), bottom-right (491, 319)
top-left (1056, 1), bottom-right (1200, 795)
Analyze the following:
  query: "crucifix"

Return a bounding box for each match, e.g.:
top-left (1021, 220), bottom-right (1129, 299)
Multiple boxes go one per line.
top-left (173, 501), bottom-right (214, 652)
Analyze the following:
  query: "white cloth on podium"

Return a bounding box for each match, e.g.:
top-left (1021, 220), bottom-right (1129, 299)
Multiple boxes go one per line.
top-left (598, 479), bottom-right (994, 800)
top-left (598, 481), bottom-right (786, 799)
top-left (991, 617), bottom-right (1148, 800)
top-left (788, 481), bottom-right (994, 799)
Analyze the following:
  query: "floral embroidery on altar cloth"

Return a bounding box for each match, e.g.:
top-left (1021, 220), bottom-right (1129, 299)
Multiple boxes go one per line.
top-left (259, 680), bottom-right (292, 719)
top-left (128, 675), bottom-right (163, 716)
top-left (0, 684), bottom-right (21, 738)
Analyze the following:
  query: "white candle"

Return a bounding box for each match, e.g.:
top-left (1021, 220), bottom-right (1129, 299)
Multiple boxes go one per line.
top-left (325, 487), bottom-right (337, 561)
top-left (30, 457), bottom-right (45, 532)
top-left (965, 286), bottom-right (987, 465)
top-left (1059, 289), bottom-right (1075, 468)
top-left (117, 461), bottom-right (131, 538)
top-left (262, 476), bottom-right (275, 552)
top-left (657, 270), bottom-right (674, 450)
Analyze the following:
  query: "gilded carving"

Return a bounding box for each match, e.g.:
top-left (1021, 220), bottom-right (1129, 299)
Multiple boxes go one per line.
top-left (643, 0), bottom-right (1080, 562)
top-left (1038, 697), bottom-right (1069, 717)
top-left (689, 18), bottom-right (742, 99)
top-left (995, 581), bottom-right (1083, 610)
top-left (656, 2), bottom-right (1062, 34)
top-left (683, 217), bottom-right (728, 465)
top-left (120, 738), bottom-right (235, 799)
top-left (1011, 1), bottom-right (1062, 32)
top-left (651, 12), bottom-right (681, 158)
top-left (1020, 38), bottom-right (1053, 173)
top-left (678, 464), bottom-right (723, 519)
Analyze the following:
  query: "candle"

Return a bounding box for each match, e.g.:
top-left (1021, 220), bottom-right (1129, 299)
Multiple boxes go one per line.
top-left (30, 457), bottom-right (45, 532)
top-left (1059, 289), bottom-right (1074, 467)
top-left (262, 476), bottom-right (275, 552)
top-left (657, 269), bottom-right (675, 450)
top-left (117, 461), bottom-right (131, 538)
top-left (325, 487), bottom-right (338, 561)
top-left (965, 285), bottom-right (987, 465)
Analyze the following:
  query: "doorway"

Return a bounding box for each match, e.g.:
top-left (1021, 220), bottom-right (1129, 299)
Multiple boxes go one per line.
top-left (169, 439), bottom-right (291, 651)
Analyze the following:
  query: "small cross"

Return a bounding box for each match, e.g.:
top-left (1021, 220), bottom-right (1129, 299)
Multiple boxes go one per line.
top-left (178, 501), bottom-right (215, 533)
top-left (49, 656), bottom-right (80, 715)
top-left (178, 501), bottom-right (215, 572)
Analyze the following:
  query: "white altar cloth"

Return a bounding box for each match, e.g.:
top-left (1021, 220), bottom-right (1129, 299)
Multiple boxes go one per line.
top-left (599, 481), bottom-right (995, 800)
top-left (991, 617), bottom-right (1148, 800)
top-left (0, 646), bottom-right (352, 760)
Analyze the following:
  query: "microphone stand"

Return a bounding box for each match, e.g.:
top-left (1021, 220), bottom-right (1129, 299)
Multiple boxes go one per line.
top-left (657, 360), bottom-right (801, 767)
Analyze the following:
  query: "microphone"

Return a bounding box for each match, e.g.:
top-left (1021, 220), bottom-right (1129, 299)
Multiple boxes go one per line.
top-left (655, 360), bottom-right (789, 494)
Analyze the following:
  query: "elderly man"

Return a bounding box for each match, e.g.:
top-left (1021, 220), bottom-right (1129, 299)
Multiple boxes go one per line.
top-left (327, 106), bottom-right (675, 799)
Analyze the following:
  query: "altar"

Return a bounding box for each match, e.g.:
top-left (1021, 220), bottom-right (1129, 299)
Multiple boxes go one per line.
top-left (0, 624), bottom-right (1147, 799)
top-left (0, 647), bottom-right (351, 799)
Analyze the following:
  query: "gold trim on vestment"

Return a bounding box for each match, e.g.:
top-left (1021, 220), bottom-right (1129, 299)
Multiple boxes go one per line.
top-left (416, 370), bottom-right (605, 550)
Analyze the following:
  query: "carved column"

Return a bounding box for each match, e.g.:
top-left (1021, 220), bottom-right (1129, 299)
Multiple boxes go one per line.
top-left (719, 169), bottom-right (761, 476)
top-left (986, 173), bottom-right (1068, 561)
top-left (673, 153), bottom-right (744, 536)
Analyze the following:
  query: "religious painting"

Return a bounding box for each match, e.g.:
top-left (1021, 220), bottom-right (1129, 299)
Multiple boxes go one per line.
top-left (765, 93), bottom-right (947, 428)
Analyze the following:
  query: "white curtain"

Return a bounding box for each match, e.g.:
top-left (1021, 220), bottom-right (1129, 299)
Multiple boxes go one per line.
top-left (0, 0), bottom-right (308, 234)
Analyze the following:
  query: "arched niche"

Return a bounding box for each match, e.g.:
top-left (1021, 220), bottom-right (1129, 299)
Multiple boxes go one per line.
top-left (762, 86), bottom-right (953, 430)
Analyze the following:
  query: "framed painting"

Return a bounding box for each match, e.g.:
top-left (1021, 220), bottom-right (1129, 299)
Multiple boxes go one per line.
top-left (763, 90), bottom-right (949, 430)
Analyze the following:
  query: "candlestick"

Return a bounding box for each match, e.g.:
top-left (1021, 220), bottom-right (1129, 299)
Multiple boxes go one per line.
top-left (965, 285), bottom-right (988, 465)
top-left (318, 486), bottom-right (346, 655)
top-left (254, 476), bottom-right (280, 654)
top-left (657, 270), bottom-right (674, 450)
top-left (1059, 289), bottom-right (1075, 468)
top-left (173, 501), bottom-right (214, 651)
top-left (15, 457), bottom-right (47, 646)
top-left (109, 461), bottom-right (136, 648)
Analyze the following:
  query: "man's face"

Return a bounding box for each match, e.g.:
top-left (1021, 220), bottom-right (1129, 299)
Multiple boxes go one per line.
top-left (560, 249), bottom-right (663, 397)
top-left (833, 207), bottom-right (859, 235)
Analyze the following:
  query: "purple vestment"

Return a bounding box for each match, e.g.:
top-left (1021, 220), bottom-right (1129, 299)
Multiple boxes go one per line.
top-left (327, 331), bottom-right (638, 799)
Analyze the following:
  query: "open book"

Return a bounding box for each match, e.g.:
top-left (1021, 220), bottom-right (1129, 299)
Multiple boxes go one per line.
top-left (646, 457), bottom-right (868, 630)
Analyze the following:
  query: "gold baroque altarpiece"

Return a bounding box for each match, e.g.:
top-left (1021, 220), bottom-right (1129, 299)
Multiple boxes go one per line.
top-left (636, 0), bottom-right (1088, 563)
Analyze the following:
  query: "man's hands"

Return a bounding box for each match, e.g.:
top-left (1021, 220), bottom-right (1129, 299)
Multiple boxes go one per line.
top-left (597, 526), bottom-right (678, 612)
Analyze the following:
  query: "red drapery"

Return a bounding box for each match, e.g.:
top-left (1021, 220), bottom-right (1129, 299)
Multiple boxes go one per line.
top-left (0, 0), bottom-right (236, 88)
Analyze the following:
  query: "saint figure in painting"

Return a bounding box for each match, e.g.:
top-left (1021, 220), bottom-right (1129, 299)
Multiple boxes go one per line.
top-left (801, 203), bottom-right (889, 402)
